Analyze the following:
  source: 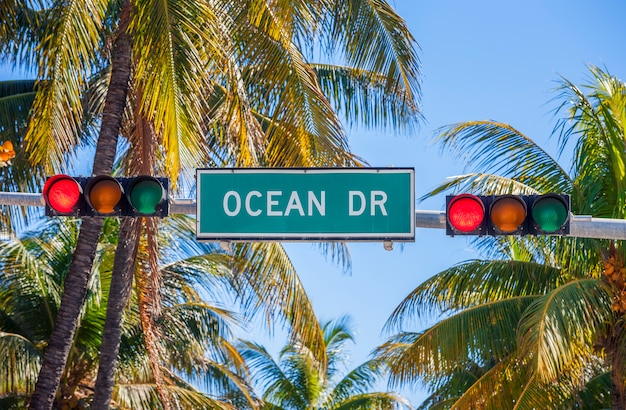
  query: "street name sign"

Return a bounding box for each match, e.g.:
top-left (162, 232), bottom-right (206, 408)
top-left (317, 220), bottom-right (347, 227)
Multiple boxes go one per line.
top-left (196, 168), bottom-right (415, 241)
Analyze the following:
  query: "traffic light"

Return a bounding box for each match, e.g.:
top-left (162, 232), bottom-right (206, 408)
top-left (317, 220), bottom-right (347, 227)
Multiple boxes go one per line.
top-left (43, 175), bottom-right (169, 217)
top-left (446, 193), bottom-right (570, 236)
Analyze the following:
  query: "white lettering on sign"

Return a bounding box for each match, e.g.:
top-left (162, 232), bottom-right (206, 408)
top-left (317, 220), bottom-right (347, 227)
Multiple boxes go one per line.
top-left (246, 191), bottom-right (262, 216)
top-left (267, 191), bottom-right (282, 216)
top-left (371, 190), bottom-right (388, 216)
top-left (349, 191), bottom-right (366, 216)
top-left (349, 190), bottom-right (388, 216)
top-left (224, 191), bottom-right (241, 216)
top-left (308, 191), bottom-right (325, 216)
top-left (285, 191), bottom-right (304, 216)
top-left (223, 191), bottom-right (326, 217)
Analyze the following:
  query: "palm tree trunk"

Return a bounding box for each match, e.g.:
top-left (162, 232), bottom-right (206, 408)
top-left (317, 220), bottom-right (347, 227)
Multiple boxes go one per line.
top-left (138, 217), bottom-right (172, 408)
top-left (92, 217), bottom-right (141, 410)
top-left (28, 2), bottom-right (132, 409)
top-left (29, 218), bottom-right (104, 409)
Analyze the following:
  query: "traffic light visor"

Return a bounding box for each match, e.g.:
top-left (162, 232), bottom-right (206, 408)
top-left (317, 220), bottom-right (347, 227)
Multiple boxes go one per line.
top-left (447, 194), bottom-right (485, 232)
top-left (85, 176), bottom-right (123, 214)
top-left (126, 176), bottom-right (167, 214)
top-left (531, 194), bottom-right (569, 233)
top-left (43, 175), bottom-right (82, 213)
top-left (489, 196), bottom-right (526, 233)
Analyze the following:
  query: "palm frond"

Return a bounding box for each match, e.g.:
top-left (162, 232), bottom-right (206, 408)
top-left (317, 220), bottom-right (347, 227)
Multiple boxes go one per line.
top-left (448, 357), bottom-right (522, 410)
top-left (114, 382), bottom-right (238, 410)
top-left (24, 0), bottom-right (107, 171)
top-left (517, 278), bottom-right (612, 383)
top-left (329, 0), bottom-right (421, 120)
top-left (229, 7), bottom-right (354, 167)
top-left (379, 296), bottom-right (535, 386)
top-left (328, 358), bottom-right (386, 405)
top-left (240, 340), bottom-right (308, 408)
top-left (385, 259), bottom-right (563, 329)
top-left (0, 332), bottom-right (41, 397)
top-left (419, 173), bottom-right (541, 203)
top-left (552, 65), bottom-right (626, 218)
top-left (131, 0), bottom-right (223, 185)
top-left (573, 371), bottom-right (612, 409)
top-left (331, 391), bottom-right (413, 410)
top-left (435, 121), bottom-right (572, 193)
top-left (243, 0), bottom-right (325, 46)
top-left (313, 63), bottom-right (421, 131)
top-left (0, 0), bottom-right (44, 68)
top-left (208, 57), bottom-right (267, 167)
top-left (232, 242), bottom-right (327, 371)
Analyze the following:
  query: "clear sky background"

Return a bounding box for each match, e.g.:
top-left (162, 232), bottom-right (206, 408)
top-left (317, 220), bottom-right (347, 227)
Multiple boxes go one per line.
top-left (2, 0), bottom-right (626, 406)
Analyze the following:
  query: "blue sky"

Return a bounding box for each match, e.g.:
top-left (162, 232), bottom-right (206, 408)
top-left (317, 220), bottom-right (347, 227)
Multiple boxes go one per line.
top-left (284, 0), bottom-right (626, 404)
top-left (2, 0), bottom-right (626, 406)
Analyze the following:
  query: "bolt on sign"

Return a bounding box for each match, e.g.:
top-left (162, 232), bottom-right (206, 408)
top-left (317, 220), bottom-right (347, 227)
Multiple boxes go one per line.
top-left (196, 168), bottom-right (415, 241)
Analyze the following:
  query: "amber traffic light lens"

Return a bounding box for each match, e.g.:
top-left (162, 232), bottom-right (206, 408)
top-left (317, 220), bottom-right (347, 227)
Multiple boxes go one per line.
top-left (86, 177), bottom-right (123, 214)
top-left (447, 194), bottom-right (485, 232)
top-left (490, 196), bottom-right (526, 233)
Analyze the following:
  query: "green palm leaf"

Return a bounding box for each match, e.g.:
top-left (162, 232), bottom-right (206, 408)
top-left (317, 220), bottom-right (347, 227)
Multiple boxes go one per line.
top-left (232, 242), bottom-right (326, 370)
top-left (313, 63), bottom-right (421, 131)
top-left (517, 278), bottom-right (612, 383)
top-left (449, 357), bottom-right (522, 410)
top-left (552, 65), bottom-right (626, 218)
top-left (420, 173), bottom-right (540, 201)
top-left (380, 296), bottom-right (535, 386)
top-left (331, 392), bottom-right (412, 409)
top-left (0, 332), bottom-right (41, 397)
top-left (385, 260), bottom-right (563, 328)
top-left (240, 341), bottom-right (309, 409)
top-left (114, 382), bottom-right (238, 410)
top-left (131, 0), bottom-right (223, 184)
top-left (435, 121), bottom-right (572, 193)
top-left (24, 0), bottom-right (108, 171)
top-left (330, 0), bottom-right (421, 110)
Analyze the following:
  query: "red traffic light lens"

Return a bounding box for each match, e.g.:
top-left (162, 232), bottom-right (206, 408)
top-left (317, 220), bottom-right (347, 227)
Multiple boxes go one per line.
top-left (43, 175), bottom-right (82, 213)
top-left (490, 196), bottom-right (526, 233)
top-left (447, 194), bottom-right (485, 232)
top-left (85, 176), bottom-right (123, 215)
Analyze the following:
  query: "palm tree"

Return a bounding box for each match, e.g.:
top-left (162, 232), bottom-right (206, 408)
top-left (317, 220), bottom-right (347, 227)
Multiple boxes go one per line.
top-left (6, 0), bottom-right (422, 407)
top-left (241, 316), bottom-right (413, 409)
top-left (0, 216), bottom-right (264, 409)
top-left (377, 65), bottom-right (626, 409)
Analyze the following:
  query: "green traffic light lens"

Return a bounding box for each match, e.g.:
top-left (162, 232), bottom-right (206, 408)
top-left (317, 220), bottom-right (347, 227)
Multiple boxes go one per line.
top-left (129, 179), bottom-right (164, 214)
top-left (531, 196), bottom-right (568, 233)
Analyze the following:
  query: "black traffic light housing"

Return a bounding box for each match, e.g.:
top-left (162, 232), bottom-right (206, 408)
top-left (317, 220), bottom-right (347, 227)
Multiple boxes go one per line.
top-left (43, 175), bottom-right (169, 218)
top-left (446, 193), bottom-right (570, 237)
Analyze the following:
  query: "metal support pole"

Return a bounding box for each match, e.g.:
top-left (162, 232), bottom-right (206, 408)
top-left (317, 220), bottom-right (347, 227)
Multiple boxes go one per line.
top-left (414, 209), bottom-right (626, 240)
top-left (2, 192), bottom-right (626, 240)
top-left (0, 192), bottom-right (44, 207)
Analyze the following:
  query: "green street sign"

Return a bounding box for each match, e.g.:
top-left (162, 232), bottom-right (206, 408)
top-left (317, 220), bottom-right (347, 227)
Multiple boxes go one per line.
top-left (196, 168), bottom-right (415, 241)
